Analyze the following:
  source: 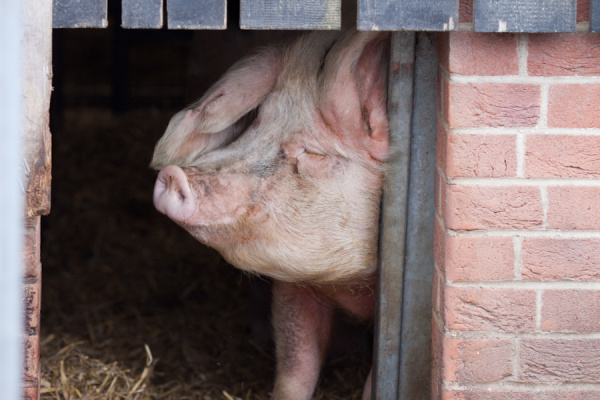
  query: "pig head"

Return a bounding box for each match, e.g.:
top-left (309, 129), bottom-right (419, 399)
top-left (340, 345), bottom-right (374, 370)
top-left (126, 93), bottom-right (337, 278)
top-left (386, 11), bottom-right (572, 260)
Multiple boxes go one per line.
top-left (151, 31), bottom-right (389, 399)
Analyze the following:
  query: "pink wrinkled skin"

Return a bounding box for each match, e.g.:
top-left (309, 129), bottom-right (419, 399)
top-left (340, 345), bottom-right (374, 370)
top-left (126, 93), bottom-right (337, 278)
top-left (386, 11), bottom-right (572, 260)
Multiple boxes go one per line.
top-left (151, 31), bottom-right (390, 400)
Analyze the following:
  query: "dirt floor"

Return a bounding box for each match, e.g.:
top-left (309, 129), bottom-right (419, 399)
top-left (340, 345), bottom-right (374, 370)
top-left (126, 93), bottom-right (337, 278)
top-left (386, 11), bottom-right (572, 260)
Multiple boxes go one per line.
top-left (40, 108), bottom-right (372, 400)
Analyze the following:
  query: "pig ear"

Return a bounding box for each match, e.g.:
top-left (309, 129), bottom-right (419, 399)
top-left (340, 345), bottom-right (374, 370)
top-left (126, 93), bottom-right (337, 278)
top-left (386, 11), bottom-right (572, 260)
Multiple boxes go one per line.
top-left (151, 48), bottom-right (284, 169)
top-left (320, 32), bottom-right (390, 162)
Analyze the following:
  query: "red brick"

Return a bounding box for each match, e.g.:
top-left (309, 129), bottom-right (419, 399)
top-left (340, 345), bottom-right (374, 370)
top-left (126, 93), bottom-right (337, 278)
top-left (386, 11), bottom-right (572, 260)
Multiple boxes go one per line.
top-left (544, 392), bottom-right (600, 400)
top-left (542, 290), bottom-right (600, 333)
top-left (447, 83), bottom-right (541, 128)
top-left (444, 287), bottom-right (536, 332)
top-left (23, 283), bottom-right (40, 335)
top-left (442, 392), bottom-right (536, 400)
top-left (447, 33), bottom-right (519, 76)
top-left (434, 213), bottom-right (446, 269)
top-left (521, 339), bottom-right (600, 382)
top-left (431, 322), bottom-right (443, 400)
top-left (23, 333), bottom-right (39, 382)
top-left (578, 0), bottom-right (591, 22)
top-left (446, 133), bottom-right (517, 178)
top-left (443, 337), bottom-right (513, 383)
top-left (438, 69), bottom-right (450, 121)
top-left (437, 120), bottom-right (449, 174)
top-left (459, 0), bottom-right (473, 23)
top-left (522, 238), bottom-right (600, 281)
top-left (444, 236), bottom-right (514, 281)
top-left (435, 169), bottom-right (444, 219)
top-left (445, 185), bottom-right (544, 230)
top-left (547, 186), bottom-right (600, 230)
top-left (529, 34), bottom-right (600, 76)
top-left (526, 135), bottom-right (600, 178)
top-left (432, 268), bottom-right (442, 314)
top-left (23, 385), bottom-right (39, 400)
top-left (23, 216), bottom-right (41, 278)
top-left (548, 84), bottom-right (600, 128)
top-left (438, 32), bottom-right (450, 72)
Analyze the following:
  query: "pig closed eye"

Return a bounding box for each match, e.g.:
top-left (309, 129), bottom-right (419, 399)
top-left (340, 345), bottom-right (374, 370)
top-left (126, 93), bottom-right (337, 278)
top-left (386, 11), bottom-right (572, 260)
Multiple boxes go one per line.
top-left (296, 149), bottom-right (332, 177)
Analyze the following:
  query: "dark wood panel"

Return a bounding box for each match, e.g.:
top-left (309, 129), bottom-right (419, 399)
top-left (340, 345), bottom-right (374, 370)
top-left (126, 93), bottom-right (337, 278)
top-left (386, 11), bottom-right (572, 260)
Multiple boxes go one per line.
top-left (167, 0), bottom-right (226, 30)
top-left (122, 0), bottom-right (163, 29)
top-left (474, 0), bottom-right (576, 32)
top-left (591, 0), bottom-right (600, 32)
top-left (240, 0), bottom-right (340, 30)
top-left (53, 0), bottom-right (108, 28)
top-left (358, 0), bottom-right (458, 31)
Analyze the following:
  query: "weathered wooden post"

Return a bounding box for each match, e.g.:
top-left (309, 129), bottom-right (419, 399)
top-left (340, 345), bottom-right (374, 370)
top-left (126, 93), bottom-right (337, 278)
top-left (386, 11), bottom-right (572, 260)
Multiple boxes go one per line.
top-left (22, 1), bottom-right (53, 398)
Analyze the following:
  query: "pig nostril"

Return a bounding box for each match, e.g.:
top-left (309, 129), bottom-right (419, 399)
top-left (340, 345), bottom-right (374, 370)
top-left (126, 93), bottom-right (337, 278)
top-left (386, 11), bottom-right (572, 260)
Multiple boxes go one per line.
top-left (177, 189), bottom-right (186, 203)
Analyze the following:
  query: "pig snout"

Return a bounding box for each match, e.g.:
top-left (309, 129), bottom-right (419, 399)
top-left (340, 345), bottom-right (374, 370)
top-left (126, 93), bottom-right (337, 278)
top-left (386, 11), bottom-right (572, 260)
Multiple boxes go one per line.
top-left (153, 165), bottom-right (197, 223)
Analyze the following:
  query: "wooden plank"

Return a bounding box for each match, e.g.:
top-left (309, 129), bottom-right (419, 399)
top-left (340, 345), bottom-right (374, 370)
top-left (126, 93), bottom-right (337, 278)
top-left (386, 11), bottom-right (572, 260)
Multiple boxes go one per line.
top-left (0, 0), bottom-right (24, 399)
top-left (240, 0), bottom-right (340, 30)
top-left (358, 0), bottom-right (458, 31)
top-left (167, 0), bottom-right (226, 30)
top-left (591, 0), bottom-right (600, 32)
top-left (372, 31), bottom-right (415, 400)
top-left (474, 0), bottom-right (576, 32)
top-left (21, 3), bottom-right (52, 398)
top-left (24, 0), bottom-right (52, 218)
top-left (53, 0), bottom-right (108, 28)
top-left (122, 0), bottom-right (163, 29)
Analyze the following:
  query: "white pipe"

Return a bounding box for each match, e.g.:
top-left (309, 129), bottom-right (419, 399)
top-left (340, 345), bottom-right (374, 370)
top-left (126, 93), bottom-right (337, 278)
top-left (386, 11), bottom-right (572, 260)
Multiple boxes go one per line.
top-left (0, 0), bottom-right (24, 398)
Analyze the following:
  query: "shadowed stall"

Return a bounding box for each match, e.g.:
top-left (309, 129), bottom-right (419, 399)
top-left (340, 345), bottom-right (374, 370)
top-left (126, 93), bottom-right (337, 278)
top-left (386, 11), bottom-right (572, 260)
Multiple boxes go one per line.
top-left (40, 13), bottom-right (371, 400)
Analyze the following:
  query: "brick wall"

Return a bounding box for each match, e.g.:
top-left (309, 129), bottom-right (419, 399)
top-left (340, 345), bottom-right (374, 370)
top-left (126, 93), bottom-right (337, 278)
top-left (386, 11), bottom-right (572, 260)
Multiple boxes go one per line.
top-left (433, 27), bottom-right (600, 399)
top-left (23, 217), bottom-right (42, 400)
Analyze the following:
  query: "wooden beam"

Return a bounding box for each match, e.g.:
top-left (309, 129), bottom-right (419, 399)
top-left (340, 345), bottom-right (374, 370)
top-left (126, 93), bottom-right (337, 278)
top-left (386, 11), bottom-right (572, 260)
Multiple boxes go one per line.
top-left (24, 0), bottom-right (52, 218)
top-left (122, 0), bottom-right (163, 29)
top-left (358, 0), bottom-right (458, 31)
top-left (474, 0), bottom-right (576, 32)
top-left (240, 0), bottom-right (341, 30)
top-left (167, 0), bottom-right (226, 30)
top-left (53, 0), bottom-right (108, 28)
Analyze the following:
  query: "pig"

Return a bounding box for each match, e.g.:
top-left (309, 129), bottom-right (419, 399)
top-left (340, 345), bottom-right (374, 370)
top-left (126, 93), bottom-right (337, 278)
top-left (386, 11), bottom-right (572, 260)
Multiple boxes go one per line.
top-left (151, 30), bottom-right (390, 400)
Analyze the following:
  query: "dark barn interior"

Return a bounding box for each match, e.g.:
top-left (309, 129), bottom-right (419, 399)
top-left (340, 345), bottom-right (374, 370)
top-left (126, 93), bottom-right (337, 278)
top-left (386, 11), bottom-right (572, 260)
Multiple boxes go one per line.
top-left (40, 2), bottom-right (371, 399)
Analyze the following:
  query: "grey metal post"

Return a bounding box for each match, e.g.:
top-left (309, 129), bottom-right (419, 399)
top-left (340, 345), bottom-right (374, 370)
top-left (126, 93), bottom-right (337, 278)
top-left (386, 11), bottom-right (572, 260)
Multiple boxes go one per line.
top-left (397, 32), bottom-right (437, 400)
top-left (373, 32), bottom-right (437, 400)
top-left (373, 31), bottom-right (416, 400)
top-left (0, 0), bottom-right (24, 399)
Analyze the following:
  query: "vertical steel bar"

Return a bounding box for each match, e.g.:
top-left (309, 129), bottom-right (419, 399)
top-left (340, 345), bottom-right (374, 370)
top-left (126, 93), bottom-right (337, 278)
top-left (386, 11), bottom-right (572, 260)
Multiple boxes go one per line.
top-left (0, 0), bottom-right (24, 398)
top-left (397, 32), bottom-right (437, 400)
top-left (373, 31), bottom-right (416, 400)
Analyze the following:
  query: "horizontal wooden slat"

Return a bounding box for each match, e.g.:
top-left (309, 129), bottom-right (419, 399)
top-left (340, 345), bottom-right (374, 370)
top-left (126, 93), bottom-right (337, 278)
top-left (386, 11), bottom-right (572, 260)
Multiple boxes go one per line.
top-left (358, 0), bottom-right (458, 31)
top-left (53, 0), bottom-right (108, 28)
top-left (167, 0), bottom-right (226, 29)
top-left (591, 0), bottom-right (600, 32)
top-left (474, 0), bottom-right (576, 32)
top-left (122, 0), bottom-right (163, 29)
top-left (240, 0), bottom-right (340, 30)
